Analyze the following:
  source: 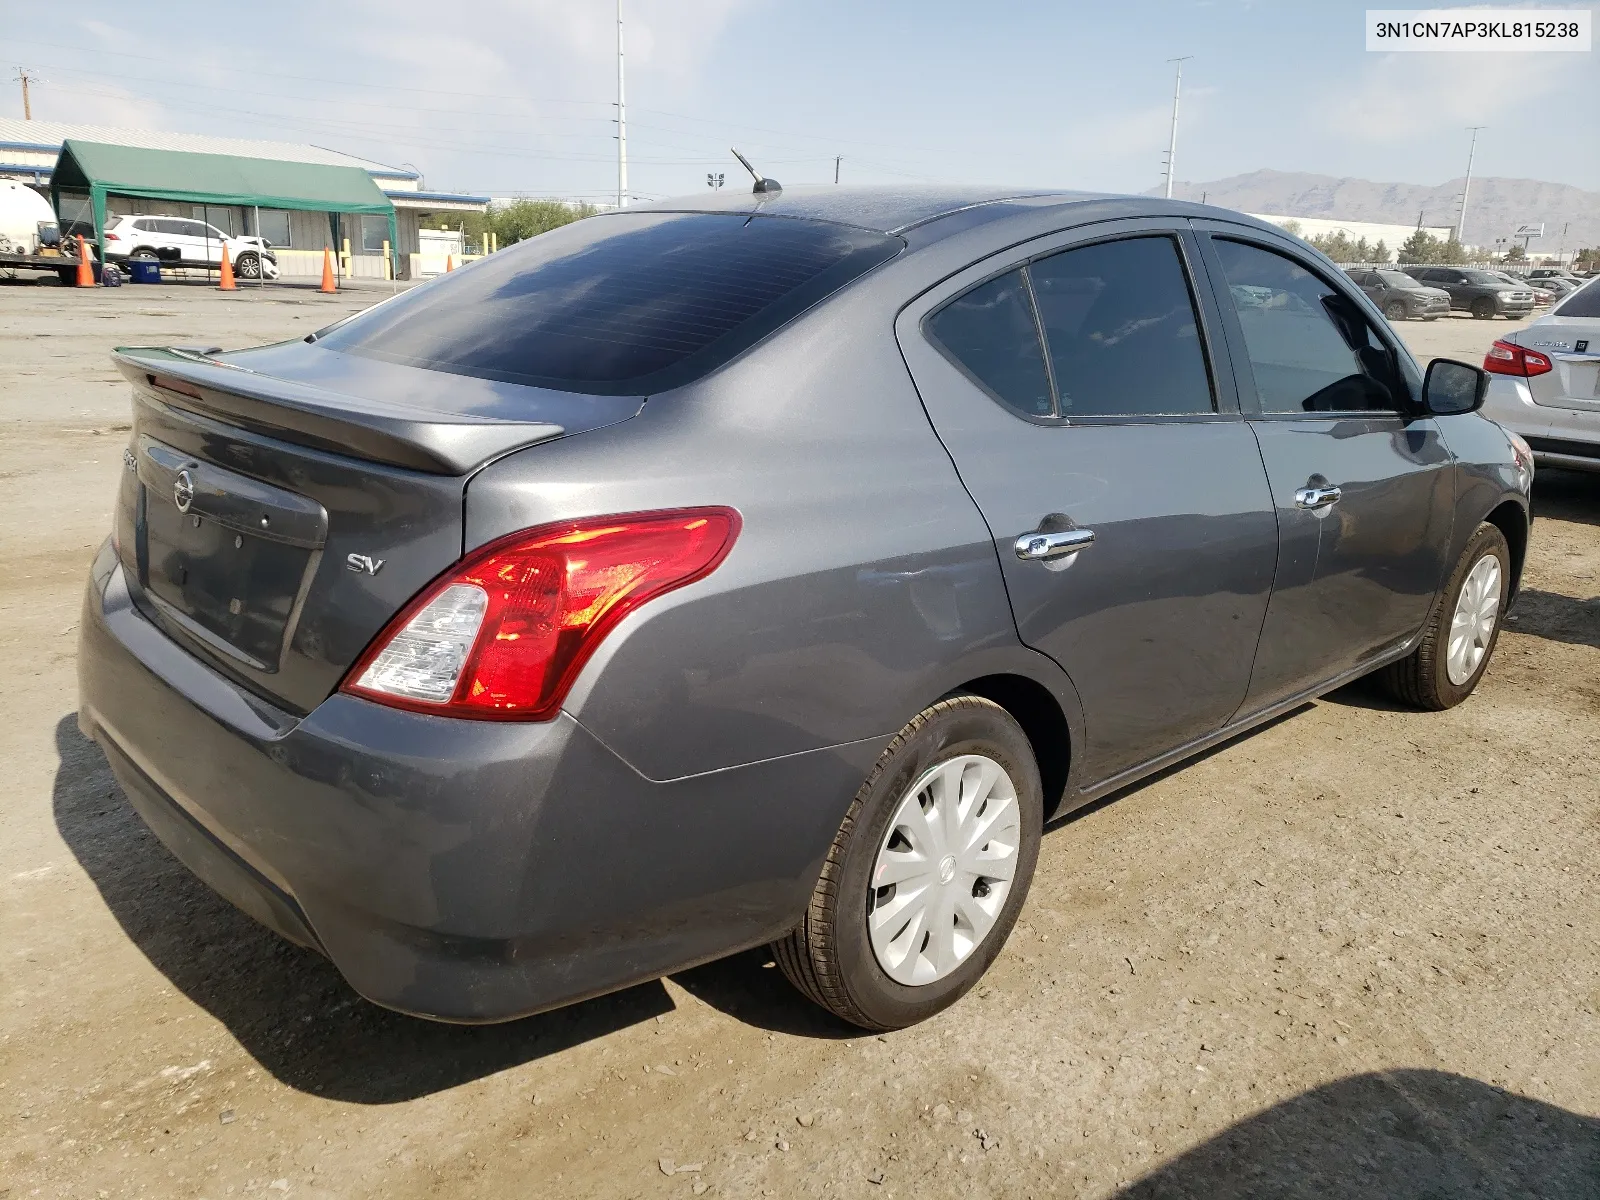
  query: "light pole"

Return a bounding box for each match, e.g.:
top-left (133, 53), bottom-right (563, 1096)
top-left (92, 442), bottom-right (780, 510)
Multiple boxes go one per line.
top-left (1163, 56), bottom-right (1192, 199)
top-left (616, 0), bottom-right (629, 208)
top-left (1456, 126), bottom-right (1485, 246)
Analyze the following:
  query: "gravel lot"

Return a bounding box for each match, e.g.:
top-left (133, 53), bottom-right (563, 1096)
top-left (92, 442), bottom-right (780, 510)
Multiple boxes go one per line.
top-left (2, 281), bottom-right (1596, 1199)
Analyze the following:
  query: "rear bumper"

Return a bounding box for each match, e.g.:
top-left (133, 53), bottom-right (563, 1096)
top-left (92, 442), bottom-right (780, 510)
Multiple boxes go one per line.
top-left (78, 543), bottom-right (880, 1022)
top-left (1481, 377), bottom-right (1600, 473)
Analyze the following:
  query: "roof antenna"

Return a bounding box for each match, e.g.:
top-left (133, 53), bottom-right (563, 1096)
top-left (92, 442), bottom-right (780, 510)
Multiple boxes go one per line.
top-left (731, 147), bottom-right (781, 195)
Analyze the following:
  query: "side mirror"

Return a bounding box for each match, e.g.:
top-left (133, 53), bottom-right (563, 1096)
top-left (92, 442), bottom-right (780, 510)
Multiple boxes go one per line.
top-left (1422, 358), bottom-right (1487, 416)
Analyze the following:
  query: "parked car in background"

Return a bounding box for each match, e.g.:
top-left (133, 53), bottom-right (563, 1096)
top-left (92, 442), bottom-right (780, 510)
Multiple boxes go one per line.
top-left (102, 214), bottom-right (279, 279)
top-left (1403, 266), bottom-right (1536, 319)
top-left (1527, 268), bottom-right (1582, 285)
top-left (1490, 271), bottom-right (1555, 306)
top-left (1481, 277), bottom-right (1600, 473)
top-left (78, 188), bottom-right (1531, 1031)
top-left (1532, 277), bottom-right (1581, 301)
top-left (1346, 268), bottom-right (1451, 321)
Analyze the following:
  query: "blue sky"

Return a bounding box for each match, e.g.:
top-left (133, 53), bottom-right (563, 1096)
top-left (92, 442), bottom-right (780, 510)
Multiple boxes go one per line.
top-left (7, 0), bottom-right (1596, 200)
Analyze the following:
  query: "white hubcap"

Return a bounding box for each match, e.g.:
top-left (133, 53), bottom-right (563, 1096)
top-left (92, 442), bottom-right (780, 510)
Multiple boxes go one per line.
top-left (867, 754), bottom-right (1021, 986)
top-left (1447, 554), bottom-right (1502, 685)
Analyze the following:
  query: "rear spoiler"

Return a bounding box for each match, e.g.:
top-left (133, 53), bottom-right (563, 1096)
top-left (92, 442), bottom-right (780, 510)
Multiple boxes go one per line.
top-left (113, 347), bottom-right (567, 475)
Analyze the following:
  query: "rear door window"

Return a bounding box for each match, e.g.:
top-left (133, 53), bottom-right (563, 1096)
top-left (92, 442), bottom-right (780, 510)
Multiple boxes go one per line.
top-left (1030, 236), bottom-right (1214, 418)
top-left (316, 212), bottom-right (903, 395)
top-left (1212, 238), bottom-right (1403, 414)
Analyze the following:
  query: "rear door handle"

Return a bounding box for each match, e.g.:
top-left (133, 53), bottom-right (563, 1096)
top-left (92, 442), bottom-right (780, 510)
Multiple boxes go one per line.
top-left (1014, 527), bottom-right (1096, 561)
top-left (1294, 485), bottom-right (1343, 510)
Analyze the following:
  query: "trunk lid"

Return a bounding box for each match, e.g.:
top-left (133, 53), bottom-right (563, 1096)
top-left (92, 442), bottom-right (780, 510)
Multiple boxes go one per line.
top-left (111, 341), bottom-right (643, 714)
top-left (1517, 318), bottom-right (1600, 413)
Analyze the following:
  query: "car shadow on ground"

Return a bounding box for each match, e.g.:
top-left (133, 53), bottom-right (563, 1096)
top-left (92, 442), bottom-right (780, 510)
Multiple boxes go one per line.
top-left (52, 714), bottom-right (675, 1105)
top-left (1506, 588), bottom-right (1600, 652)
top-left (1533, 468), bottom-right (1600, 528)
top-left (1112, 1068), bottom-right (1600, 1198)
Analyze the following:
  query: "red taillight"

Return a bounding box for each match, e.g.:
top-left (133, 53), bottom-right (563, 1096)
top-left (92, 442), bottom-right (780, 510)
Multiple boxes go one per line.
top-left (105, 232), bottom-right (121, 241)
top-left (342, 508), bottom-right (741, 721)
top-left (1483, 339), bottom-right (1552, 377)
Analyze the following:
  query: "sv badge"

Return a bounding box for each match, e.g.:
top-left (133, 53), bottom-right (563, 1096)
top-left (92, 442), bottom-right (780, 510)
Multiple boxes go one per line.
top-left (346, 553), bottom-right (386, 576)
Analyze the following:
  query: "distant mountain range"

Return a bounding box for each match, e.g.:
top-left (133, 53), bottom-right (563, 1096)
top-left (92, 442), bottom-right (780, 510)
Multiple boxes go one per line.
top-left (1158, 170), bottom-right (1598, 253)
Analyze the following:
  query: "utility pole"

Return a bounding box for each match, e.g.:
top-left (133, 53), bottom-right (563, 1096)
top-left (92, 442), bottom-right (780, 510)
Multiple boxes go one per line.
top-left (14, 68), bottom-right (39, 120)
top-left (1557, 221), bottom-right (1569, 265)
top-left (834, 155), bottom-right (841, 185)
top-left (1456, 126), bottom-right (1485, 245)
top-left (616, 0), bottom-right (628, 208)
top-left (1162, 57), bottom-right (1192, 199)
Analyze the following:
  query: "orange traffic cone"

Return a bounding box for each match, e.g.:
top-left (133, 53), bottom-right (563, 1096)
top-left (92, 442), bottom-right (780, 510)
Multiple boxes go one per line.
top-left (75, 235), bottom-right (95, 287)
top-left (445, 254), bottom-right (454, 272)
top-left (319, 247), bottom-right (337, 293)
top-left (217, 243), bottom-right (236, 290)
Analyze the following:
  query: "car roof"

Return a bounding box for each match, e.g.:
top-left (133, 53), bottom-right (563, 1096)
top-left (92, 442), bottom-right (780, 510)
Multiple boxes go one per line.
top-left (631, 184), bottom-right (1286, 244)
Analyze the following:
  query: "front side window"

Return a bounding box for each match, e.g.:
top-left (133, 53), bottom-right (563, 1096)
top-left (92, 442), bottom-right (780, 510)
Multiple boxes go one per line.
top-left (1213, 238), bottom-right (1402, 415)
top-left (925, 270), bottom-right (1053, 418)
top-left (1030, 236), bottom-right (1214, 418)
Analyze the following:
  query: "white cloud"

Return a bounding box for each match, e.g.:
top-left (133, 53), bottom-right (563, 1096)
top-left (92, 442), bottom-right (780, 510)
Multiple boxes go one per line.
top-left (1325, 50), bottom-right (1588, 144)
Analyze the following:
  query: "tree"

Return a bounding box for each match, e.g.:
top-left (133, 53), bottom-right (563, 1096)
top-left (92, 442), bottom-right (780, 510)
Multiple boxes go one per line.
top-left (1352, 236), bottom-right (1372, 263)
top-left (1399, 229), bottom-right (1439, 264)
top-left (451, 199), bottom-right (603, 252)
top-left (1503, 243), bottom-right (1527, 262)
top-left (1372, 239), bottom-right (1391, 263)
top-left (1437, 234), bottom-right (1468, 265)
top-left (1279, 219), bottom-right (1304, 237)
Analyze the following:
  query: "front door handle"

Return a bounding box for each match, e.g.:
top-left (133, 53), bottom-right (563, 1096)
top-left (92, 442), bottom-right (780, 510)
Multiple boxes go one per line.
top-left (1014, 527), bottom-right (1096, 561)
top-left (1294, 485), bottom-right (1343, 510)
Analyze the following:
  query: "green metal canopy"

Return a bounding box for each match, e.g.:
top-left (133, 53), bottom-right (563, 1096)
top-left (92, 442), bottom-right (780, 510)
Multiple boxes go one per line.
top-left (51, 139), bottom-right (396, 272)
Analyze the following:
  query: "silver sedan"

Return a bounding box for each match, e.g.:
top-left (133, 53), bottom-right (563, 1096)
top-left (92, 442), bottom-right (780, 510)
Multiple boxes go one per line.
top-left (1481, 278), bottom-right (1600, 472)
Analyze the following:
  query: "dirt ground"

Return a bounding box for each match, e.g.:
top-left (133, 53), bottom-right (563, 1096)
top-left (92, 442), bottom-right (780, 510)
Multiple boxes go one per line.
top-left (2, 280), bottom-right (1597, 1199)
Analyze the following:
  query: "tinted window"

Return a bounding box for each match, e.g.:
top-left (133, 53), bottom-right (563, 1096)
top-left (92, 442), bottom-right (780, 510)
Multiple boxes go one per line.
top-left (1556, 278), bottom-right (1600, 317)
top-left (1030, 236), bottom-right (1214, 418)
top-left (1462, 271), bottom-right (1499, 286)
top-left (1213, 239), bottom-right (1402, 415)
top-left (1379, 271), bottom-right (1420, 289)
top-left (318, 212), bottom-right (902, 395)
top-left (926, 270), bottom-right (1053, 418)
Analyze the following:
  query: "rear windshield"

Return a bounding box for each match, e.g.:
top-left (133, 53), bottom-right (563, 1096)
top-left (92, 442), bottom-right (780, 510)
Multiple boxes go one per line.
top-left (1555, 278), bottom-right (1600, 318)
top-left (315, 212), bottom-right (903, 395)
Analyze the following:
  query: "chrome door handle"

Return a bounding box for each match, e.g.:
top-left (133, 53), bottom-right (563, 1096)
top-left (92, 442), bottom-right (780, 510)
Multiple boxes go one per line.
top-left (1294, 485), bottom-right (1343, 510)
top-left (1014, 527), bottom-right (1096, 561)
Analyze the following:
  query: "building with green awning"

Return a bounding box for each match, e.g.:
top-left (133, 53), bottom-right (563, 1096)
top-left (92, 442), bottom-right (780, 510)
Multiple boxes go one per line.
top-left (50, 138), bottom-right (398, 278)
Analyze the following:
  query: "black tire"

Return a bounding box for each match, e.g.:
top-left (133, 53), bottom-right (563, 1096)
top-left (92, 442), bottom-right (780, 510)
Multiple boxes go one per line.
top-left (1472, 297), bottom-right (1497, 319)
top-left (1378, 522), bottom-right (1510, 710)
top-left (235, 252), bottom-right (261, 279)
top-left (130, 248), bottom-right (158, 261)
top-left (56, 266), bottom-right (76, 285)
top-left (772, 693), bottom-right (1043, 1030)
top-left (1383, 299), bottom-right (1408, 321)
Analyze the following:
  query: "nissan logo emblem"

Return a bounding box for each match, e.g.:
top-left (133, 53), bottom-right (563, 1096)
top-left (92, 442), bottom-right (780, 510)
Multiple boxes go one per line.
top-left (173, 469), bottom-right (196, 514)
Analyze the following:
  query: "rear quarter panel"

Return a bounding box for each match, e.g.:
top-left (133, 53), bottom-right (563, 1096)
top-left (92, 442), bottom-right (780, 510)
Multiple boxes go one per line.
top-left (464, 256), bottom-right (1084, 784)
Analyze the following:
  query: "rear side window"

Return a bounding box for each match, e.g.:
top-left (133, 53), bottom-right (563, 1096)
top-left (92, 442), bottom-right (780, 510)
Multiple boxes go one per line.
top-left (925, 270), bottom-right (1053, 417)
top-left (1555, 278), bottom-right (1600, 318)
top-left (1030, 236), bottom-right (1214, 418)
top-left (316, 212), bottom-right (902, 395)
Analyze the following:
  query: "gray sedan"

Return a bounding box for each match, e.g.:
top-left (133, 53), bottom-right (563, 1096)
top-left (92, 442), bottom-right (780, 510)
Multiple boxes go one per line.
top-left (79, 187), bottom-right (1531, 1030)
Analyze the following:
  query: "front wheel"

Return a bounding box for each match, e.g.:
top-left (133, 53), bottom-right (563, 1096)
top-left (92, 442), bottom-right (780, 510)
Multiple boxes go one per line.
top-left (235, 252), bottom-right (261, 279)
top-left (773, 693), bottom-right (1042, 1030)
top-left (1379, 522), bottom-right (1511, 709)
top-left (1383, 299), bottom-right (1408, 321)
top-left (1472, 297), bottom-right (1497, 319)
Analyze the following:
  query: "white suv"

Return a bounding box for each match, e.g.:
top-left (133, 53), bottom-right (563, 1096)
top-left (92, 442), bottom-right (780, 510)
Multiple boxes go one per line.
top-left (103, 215), bottom-right (279, 279)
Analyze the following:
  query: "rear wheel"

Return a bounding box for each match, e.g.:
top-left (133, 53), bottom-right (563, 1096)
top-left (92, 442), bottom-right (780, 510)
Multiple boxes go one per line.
top-left (1379, 523), bottom-right (1510, 709)
top-left (1472, 297), bottom-right (1497, 319)
top-left (773, 693), bottom-right (1042, 1030)
top-left (130, 248), bottom-right (158, 261)
top-left (1383, 299), bottom-right (1407, 321)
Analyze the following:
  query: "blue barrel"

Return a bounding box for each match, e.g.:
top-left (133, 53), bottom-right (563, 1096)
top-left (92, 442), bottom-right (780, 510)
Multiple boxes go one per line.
top-left (128, 258), bottom-right (161, 284)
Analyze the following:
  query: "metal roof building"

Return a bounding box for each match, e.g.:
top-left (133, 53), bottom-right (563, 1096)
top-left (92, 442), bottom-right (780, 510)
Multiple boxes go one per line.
top-left (0, 118), bottom-right (487, 279)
